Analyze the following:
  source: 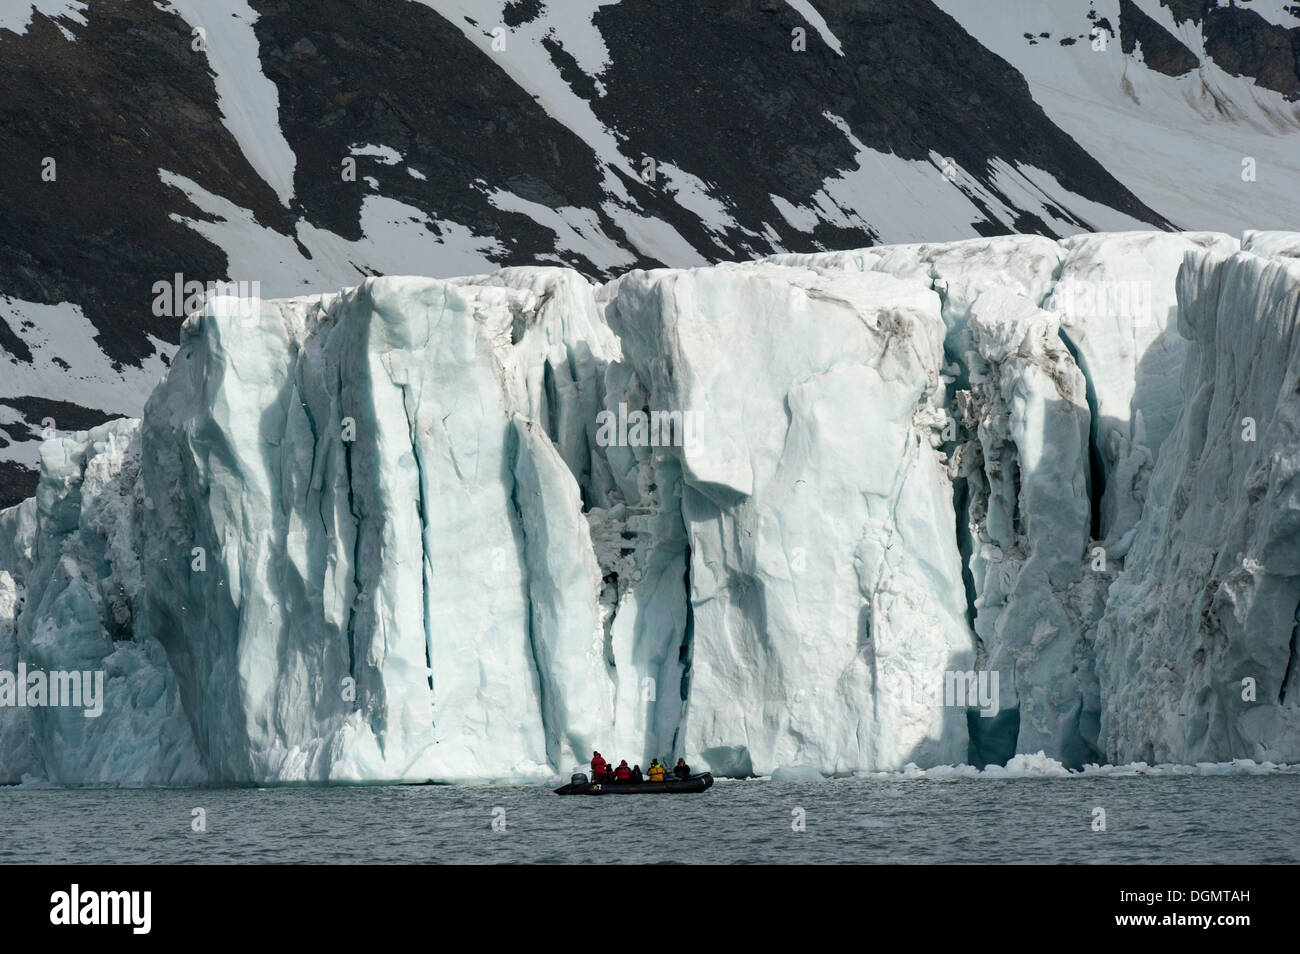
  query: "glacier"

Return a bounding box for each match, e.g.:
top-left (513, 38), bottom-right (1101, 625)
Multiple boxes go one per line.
top-left (2, 230), bottom-right (1299, 784)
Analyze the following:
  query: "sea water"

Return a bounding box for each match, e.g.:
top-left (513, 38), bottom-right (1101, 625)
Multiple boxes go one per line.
top-left (2, 772), bottom-right (1297, 864)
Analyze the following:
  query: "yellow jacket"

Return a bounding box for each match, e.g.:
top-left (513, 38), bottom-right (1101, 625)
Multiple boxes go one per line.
top-left (647, 764), bottom-right (666, 781)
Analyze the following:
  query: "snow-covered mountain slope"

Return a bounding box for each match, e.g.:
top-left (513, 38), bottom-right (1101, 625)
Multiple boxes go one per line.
top-left (3, 229), bottom-right (1298, 784)
top-left (6, 0), bottom-right (1299, 506)
top-left (933, 0), bottom-right (1300, 234)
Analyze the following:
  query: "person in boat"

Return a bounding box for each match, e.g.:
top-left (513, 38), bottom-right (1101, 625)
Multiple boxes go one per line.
top-left (673, 758), bottom-right (691, 779)
top-left (591, 751), bottom-right (607, 782)
top-left (614, 760), bottom-right (631, 782)
top-left (647, 759), bottom-right (666, 782)
top-left (631, 764), bottom-right (643, 782)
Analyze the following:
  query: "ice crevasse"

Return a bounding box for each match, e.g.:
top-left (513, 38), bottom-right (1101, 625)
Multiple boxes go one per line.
top-left (2, 230), bottom-right (1299, 784)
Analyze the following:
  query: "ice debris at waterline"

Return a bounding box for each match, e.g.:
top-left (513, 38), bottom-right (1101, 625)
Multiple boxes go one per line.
top-left (857, 753), bottom-right (1300, 781)
top-left (2, 231), bottom-right (1300, 785)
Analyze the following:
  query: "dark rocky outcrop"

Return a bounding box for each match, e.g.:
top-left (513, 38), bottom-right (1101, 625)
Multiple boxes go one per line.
top-left (1121, 0), bottom-right (1200, 75)
top-left (1203, 4), bottom-right (1300, 99)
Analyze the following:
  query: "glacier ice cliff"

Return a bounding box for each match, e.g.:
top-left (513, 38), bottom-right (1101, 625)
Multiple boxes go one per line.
top-left (2, 231), bottom-right (1299, 784)
top-left (1097, 234), bottom-right (1300, 764)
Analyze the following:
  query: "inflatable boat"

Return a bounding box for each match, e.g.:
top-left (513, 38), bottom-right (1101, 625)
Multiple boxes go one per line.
top-left (554, 772), bottom-right (714, 795)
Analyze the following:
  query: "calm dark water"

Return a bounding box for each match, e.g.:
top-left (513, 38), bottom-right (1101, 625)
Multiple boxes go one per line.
top-left (2, 774), bottom-right (1297, 864)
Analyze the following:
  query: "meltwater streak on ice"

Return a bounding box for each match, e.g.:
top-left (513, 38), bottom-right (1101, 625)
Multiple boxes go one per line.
top-left (2, 231), bottom-right (1300, 785)
top-left (1, 771), bottom-right (1297, 864)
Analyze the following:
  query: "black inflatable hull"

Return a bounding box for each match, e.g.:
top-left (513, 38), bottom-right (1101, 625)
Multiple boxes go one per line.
top-left (554, 773), bottom-right (714, 795)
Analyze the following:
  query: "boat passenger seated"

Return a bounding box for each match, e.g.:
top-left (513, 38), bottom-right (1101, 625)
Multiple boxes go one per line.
top-left (647, 760), bottom-right (666, 782)
top-left (631, 765), bottom-right (643, 782)
top-left (614, 760), bottom-right (631, 782)
top-left (674, 758), bottom-right (690, 779)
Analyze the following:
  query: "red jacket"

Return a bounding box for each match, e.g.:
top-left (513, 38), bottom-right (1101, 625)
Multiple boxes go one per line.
top-left (614, 764), bottom-right (631, 780)
top-left (591, 756), bottom-right (607, 778)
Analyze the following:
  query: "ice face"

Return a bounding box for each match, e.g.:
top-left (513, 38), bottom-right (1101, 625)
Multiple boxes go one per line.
top-left (602, 264), bottom-right (975, 775)
top-left (137, 276), bottom-right (606, 782)
top-left (957, 289), bottom-right (1097, 766)
top-left (1097, 245), bottom-right (1300, 765)
top-left (1044, 231), bottom-right (1242, 551)
top-left (2, 230), bottom-right (1298, 784)
top-left (0, 421), bottom-right (202, 784)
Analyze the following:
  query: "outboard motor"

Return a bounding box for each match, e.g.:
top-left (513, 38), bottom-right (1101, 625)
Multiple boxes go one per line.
top-left (571, 773), bottom-right (589, 785)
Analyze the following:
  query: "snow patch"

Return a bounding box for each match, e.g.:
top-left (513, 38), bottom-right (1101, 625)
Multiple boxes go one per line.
top-left (785, 0), bottom-right (844, 56)
top-left (159, 0), bottom-right (298, 206)
top-left (0, 0), bottom-right (85, 36)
